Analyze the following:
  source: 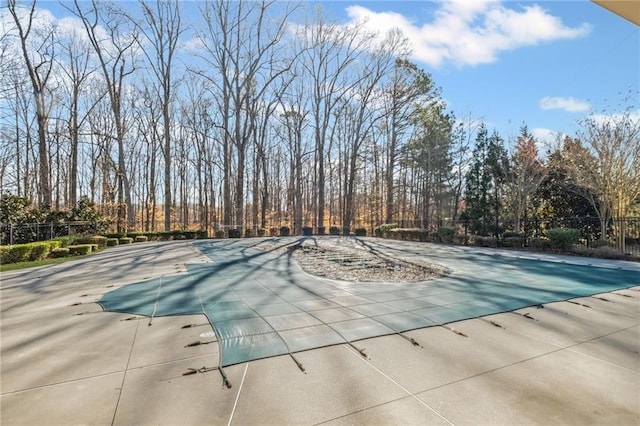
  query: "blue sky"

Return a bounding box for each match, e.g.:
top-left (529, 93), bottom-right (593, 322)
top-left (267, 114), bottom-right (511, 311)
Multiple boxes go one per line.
top-left (316, 0), bottom-right (639, 147)
top-left (15, 0), bottom-right (640, 149)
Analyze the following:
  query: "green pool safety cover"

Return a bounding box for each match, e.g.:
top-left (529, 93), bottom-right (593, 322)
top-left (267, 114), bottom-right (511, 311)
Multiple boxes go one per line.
top-left (98, 239), bottom-right (640, 366)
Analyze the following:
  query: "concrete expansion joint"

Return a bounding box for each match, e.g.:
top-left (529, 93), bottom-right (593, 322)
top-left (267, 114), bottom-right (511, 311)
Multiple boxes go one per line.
top-left (344, 344), bottom-right (455, 426)
top-left (0, 370), bottom-right (125, 397)
top-left (110, 317), bottom-right (141, 426)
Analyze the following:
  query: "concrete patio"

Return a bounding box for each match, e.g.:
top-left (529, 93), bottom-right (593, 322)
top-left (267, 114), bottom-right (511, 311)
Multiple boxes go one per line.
top-left (1, 238), bottom-right (639, 425)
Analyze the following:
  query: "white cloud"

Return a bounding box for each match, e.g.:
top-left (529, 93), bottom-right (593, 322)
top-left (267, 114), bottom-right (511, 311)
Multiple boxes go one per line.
top-left (539, 96), bottom-right (591, 113)
top-left (586, 108), bottom-right (640, 127)
top-left (531, 127), bottom-right (564, 154)
top-left (343, 1), bottom-right (591, 67)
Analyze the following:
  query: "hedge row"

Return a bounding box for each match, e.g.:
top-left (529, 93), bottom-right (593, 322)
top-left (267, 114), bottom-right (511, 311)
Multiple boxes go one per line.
top-left (0, 240), bottom-right (103, 264)
top-left (104, 230), bottom-right (207, 241)
top-left (0, 231), bottom-right (158, 264)
top-left (0, 240), bottom-right (62, 263)
top-left (1, 228), bottom-right (212, 265)
top-left (375, 226), bottom-right (632, 259)
top-left (213, 226), bottom-right (369, 238)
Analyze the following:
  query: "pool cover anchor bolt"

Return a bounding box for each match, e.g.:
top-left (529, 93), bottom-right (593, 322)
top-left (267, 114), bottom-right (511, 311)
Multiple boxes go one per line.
top-left (489, 320), bottom-right (503, 328)
top-left (220, 368), bottom-right (232, 389)
top-left (445, 326), bottom-right (468, 337)
top-left (182, 366), bottom-right (232, 389)
top-left (399, 334), bottom-right (422, 347)
top-left (184, 339), bottom-right (217, 347)
top-left (290, 354), bottom-right (306, 373)
top-left (73, 311), bottom-right (101, 316)
top-left (613, 293), bottom-right (633, 298)
top-left (567, 300), bottom-right (591, 308)
top-left (120, 316), bottom-right (141, 321)
top-left (350, 343), bottom-right (369, 359)
top-left (181, 323), bottom-right (208, 329)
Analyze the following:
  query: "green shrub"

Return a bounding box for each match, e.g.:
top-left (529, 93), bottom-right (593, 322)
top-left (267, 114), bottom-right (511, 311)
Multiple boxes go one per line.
top-left (302, 226), bottom-right (313, 236)
top-left (502, 231), bottom-right (523, 239)
top-left (593, 246), bottom-right (627, 260)
top-left (183, 231), bottom-right (197, 239)
top-left (94, 235), bottom-right (108, 248)
top-left (196, 230), bottom-right (208, 239)
top-left (453, 234), bottom-right (469, 245)
top-left (170, 230), bottom-right (185, 240)
top-left (474, 235), bottom-right (497, 247)
top-left (257, 228), bottom-right (266, 237)
top-left (528, 237), bottom-right (551, 250)
top-left (119, 237), bottom-right (133, 244)
top-left (106, 238), bottom-right (119, 247)
top-left (437, 227), bottom-right (456, 243)
top-left (329, 226), bottom-right (340, 235)
top-left (215, 230), bottom-right (226, 239)
top-left (0, 244), bottom-right (32, 263)
top-left (386, 228), bottom-right (429, 242)
top-left (342, 227), bottom-right (350, 236)
top-left (68, 244), bottom-right (93, 255)
top-left (570, 244), bottom-right (594, 257)
top-left (76, 235), bottom-right (108, 248)
top-left (105, 233), bottom-right (127, 239)
top-left (0, 246), bottom-right (10, 263)
top-left (0, 241), bottom-right (62, 264)
top-left (227, 229), bottom-right (241, 238)
top-left (152, 232), bottom-right (164, 241)
top-left (375, 223), bottom-right (398, 237)
top-left (503, 237), bottom-right (524, 248)
top-left (134, 235), bottom-right (148, 243)
top-left (387, 228), bottom-right (402, 240)
top-left (29, 241), bottom-right (59, 261)
top-left (54, 235), bottom-right (78, 247)
top-left (50, 247), bottom-right (70, 258)
top-left (158, 231), bottom-right (173, 241)
top-left (269, 227), bottom-right (279, 237)
top-left (355, 228), bottom-right (366, 236)
top-left (429, 232), bottom-right (442, 243)
top-left (244, 229), bottom-right (253, 238)
top-left (546, 228), bottom-right (581, 251)
top-left (280, 226), bottom-right (290, 237)
top-left (317, 226), bottom-right (326, 235)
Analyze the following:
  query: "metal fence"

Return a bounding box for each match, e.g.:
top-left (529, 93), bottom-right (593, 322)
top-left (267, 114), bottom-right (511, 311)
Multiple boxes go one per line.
top-left (0, 222), bottom-right (94, 245)
top-left (396, 216), bottom-right (640, 256)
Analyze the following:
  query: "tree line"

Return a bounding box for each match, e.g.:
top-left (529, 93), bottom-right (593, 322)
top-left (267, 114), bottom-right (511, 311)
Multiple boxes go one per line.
top-left (1, 1), bottom-right (638, 246)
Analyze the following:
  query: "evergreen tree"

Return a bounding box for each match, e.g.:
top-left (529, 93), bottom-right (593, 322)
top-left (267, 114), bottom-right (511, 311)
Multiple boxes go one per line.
top-left (461, 125), bottom-right (507, 236)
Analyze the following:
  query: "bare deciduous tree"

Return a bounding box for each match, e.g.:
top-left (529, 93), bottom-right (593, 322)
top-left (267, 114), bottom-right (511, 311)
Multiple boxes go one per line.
top-left (8, 0), bottom-right (55, 206)
top-left (137, 0), bottom-right (183, 231)
top-left (69, 0), bottom-right (138, 231)
top-left (56, 28), bottom-right (97, 208)
top-left (195, 0), bottom-right (296, 234)
top-left (297, 8), bottom-right (369, 232)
